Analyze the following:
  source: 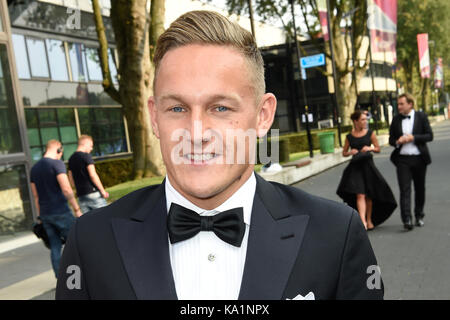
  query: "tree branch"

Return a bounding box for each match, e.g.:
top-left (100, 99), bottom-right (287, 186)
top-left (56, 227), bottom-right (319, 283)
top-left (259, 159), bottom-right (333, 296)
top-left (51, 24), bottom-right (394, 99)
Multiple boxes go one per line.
top-left (149, 0), bottom-right (165, 62)
top-left (92, 0), bottom-right (121, 103)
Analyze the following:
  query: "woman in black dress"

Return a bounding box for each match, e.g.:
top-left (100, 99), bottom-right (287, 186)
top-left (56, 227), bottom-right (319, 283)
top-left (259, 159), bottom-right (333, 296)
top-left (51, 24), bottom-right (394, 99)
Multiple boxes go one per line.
top-left (337, 110), bottom-right (397, 230)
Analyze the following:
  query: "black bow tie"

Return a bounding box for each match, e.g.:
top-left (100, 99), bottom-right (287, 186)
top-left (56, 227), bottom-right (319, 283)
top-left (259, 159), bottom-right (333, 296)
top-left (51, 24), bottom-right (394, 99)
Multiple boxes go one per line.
top-left (167, 203), bottom-right (246, 247)
top-left (400, 114), bottom-right (411, 119)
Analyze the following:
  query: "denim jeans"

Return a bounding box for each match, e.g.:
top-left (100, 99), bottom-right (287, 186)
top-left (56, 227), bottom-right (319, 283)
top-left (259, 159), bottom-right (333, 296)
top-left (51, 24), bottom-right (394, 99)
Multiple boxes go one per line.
top-left (40, 209), bottom-right (75, 278)
top-left (78, 191), bottom-right (108, 214)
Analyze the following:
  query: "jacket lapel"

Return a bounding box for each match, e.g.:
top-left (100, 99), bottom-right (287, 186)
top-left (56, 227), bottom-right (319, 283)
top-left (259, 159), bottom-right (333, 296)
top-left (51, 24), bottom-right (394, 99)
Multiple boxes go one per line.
top-left (397, 115), bottom-right (404, 138)
top-left (238, 175), bottom-right (309, 300)
top-left (412, 111), bottom-right (420, 134)
top-left (111, 182), bottom-right (178, 300)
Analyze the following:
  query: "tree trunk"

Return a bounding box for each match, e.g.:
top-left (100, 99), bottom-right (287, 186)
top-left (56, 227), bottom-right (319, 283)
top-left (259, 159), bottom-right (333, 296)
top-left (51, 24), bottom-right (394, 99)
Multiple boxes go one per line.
top-left (94, 0), bottom-right (165, 179)
top-left (150, 0), bottom-right (166, 62)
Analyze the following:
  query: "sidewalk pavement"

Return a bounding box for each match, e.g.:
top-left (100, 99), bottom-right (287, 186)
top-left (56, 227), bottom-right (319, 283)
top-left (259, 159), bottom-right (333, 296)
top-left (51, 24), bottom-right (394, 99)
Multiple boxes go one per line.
top-left (0, 115), bottom-right (445, 300)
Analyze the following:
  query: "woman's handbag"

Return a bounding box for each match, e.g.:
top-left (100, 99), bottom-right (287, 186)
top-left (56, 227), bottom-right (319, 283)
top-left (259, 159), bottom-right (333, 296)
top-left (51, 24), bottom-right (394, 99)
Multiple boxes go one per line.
top-left (350, 151), bottom-right (373, 164)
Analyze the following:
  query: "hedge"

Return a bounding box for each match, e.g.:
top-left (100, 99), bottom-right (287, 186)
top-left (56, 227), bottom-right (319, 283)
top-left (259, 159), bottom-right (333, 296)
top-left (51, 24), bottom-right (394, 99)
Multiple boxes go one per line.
top-left (94, 157), bottom-right (133, 188)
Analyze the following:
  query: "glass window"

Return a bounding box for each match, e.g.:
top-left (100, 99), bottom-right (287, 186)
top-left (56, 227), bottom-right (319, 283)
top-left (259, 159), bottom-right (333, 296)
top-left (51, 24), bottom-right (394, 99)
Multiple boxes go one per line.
top-left (27, 128), bottom-right (41, 146)
top-left (0, 165), bottom-right (33, 235)
top-left (0, 44), bottom-right (23, 154)
top-left (60, 126), bottom-right (77, 143)
top-left (25, 38), bottom-right (49, 78)
top-left (68, 43), bottom-right (87, 82)
top-left (11, 34), bottom-right (30, 79)
top-left (57, 108), bottom-right (75, 125)
top-left (78, 107), bottom-right (128, 156)
top-left (85, 47), bottom-right (103, 81)
top-left (24, 107), bottom-right (79, 162)
top-left (108, 49), bottom-right (118, 84)
top-left (101, 0), bottom-right (111, 9)
top-left (62, 143), bottom-right (77, 161)
top-left (38, 109), bottom-right (57, 126)
top-left (46, 39), bottom-right (69, 81)
top-left (30, 146), bottom-right (43, 162)
top-left (40, 127), bottom-right (59, 145)
top-left (25, 108), bottom-right (38, 127)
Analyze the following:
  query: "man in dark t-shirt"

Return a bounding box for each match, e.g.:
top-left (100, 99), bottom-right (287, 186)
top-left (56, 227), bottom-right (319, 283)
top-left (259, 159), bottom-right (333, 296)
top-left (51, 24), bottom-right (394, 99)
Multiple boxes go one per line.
top-left (30, 140), bottom-right (82, 277)
top-left (68, 135), bottom-right (109, 214)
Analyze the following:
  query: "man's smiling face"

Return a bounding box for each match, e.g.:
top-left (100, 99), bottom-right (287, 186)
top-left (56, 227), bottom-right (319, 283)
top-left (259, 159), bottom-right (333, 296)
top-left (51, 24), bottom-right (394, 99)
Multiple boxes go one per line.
top-left (148, 44), bottom-right (276, 208)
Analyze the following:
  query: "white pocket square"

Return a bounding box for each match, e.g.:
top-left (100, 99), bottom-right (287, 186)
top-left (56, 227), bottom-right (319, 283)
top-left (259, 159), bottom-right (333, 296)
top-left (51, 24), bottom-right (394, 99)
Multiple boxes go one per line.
top-left (286, 292), bottom-right (315, 300)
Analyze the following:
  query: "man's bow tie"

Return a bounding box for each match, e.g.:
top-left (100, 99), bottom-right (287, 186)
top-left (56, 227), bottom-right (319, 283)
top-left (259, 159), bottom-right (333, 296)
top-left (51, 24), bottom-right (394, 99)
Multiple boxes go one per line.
top-left (400, 114), bottom-right (411, 119)
top-left (167, 203), bottom-right (246, 247)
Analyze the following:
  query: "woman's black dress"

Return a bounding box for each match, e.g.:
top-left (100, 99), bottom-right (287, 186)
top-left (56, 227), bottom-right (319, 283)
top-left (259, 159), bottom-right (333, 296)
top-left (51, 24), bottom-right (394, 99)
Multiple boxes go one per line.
top-left (336, 130), bottom-right (397, 226)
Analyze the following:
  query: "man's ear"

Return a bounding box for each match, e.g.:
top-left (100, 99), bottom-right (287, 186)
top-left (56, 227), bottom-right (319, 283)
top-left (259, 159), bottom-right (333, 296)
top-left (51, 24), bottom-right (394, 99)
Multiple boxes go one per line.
top-left (148, 96), bottom-right (160, 139)
top-left (256, 93), bottom-right (277, 138)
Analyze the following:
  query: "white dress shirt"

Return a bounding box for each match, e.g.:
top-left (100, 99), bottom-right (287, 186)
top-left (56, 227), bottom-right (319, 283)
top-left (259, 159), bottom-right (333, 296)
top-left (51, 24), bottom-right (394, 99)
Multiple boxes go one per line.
top-left (165, 173), bottom-right (256, 300)
top-left (400, 109), bottom-right (421, 155)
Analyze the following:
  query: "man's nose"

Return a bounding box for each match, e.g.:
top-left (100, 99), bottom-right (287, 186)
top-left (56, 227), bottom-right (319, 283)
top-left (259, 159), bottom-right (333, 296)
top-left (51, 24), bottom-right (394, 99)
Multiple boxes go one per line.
top-left (189, 109), bottom-right (212, 147)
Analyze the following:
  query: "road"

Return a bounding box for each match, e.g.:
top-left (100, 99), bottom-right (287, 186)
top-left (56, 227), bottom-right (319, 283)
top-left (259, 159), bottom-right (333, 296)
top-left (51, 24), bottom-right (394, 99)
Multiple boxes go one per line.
top-left (294, 120), bottom-right (450, 299)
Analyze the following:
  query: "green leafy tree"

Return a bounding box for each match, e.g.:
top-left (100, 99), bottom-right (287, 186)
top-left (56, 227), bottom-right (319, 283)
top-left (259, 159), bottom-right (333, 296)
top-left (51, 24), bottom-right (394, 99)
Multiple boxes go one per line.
top-left (397, 0), bottom-right (450, 111)
top-left (220, 0), bottom-right (372, 125)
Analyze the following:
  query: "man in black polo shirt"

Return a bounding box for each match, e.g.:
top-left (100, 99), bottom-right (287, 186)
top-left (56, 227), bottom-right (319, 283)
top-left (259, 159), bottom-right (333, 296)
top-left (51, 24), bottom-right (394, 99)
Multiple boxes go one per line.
top-left (30, 140), bottom-right (82, 277)
top-left (68, 135), bottom-right (109, 214)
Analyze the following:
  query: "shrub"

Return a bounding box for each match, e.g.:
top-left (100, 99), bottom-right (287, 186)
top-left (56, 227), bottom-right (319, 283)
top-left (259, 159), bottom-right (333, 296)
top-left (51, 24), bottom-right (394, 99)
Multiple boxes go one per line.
top-left (94, 157), bottom-right (133, 188)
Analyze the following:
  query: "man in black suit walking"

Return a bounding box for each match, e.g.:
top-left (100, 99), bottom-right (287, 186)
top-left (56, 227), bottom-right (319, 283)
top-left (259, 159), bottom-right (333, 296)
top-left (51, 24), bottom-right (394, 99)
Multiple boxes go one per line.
top-left (56, 10), bottom-right (383, 300)
top-left (389, 93), bottom-right (433, 230)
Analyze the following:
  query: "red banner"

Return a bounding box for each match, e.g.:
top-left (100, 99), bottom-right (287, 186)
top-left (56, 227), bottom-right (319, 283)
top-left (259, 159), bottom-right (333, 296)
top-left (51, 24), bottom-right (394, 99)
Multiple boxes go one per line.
top-left (317, 0), bottom-right (328, 41)
top-left (417, 33), bottom-right (430, 78)
top-left (367, 0), bottom-right (397, 61)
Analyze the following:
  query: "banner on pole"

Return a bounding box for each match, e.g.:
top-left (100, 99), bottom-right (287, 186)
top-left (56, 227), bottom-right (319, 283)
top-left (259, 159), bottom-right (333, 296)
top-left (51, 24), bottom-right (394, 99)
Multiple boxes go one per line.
top-left (417, 33), bottom-right (430, 78)
top-left (317, 0), bottom-right (329, 41)
top-left (434, 57), bottom-right (444, 88)
top-left (367, 0), bottom-right (397, 62)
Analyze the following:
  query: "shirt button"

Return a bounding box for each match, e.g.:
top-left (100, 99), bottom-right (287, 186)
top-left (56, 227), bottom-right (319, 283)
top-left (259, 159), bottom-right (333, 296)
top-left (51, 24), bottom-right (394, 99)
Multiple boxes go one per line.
top-left (208, 253), bottom-right (216, 262)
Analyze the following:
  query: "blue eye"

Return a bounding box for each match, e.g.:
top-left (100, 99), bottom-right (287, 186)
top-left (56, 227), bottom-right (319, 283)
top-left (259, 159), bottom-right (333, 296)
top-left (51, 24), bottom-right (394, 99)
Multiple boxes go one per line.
top-left (215, 106), bottom-right (228, 112)
top-left (171, 106), bottom-right (184, 112)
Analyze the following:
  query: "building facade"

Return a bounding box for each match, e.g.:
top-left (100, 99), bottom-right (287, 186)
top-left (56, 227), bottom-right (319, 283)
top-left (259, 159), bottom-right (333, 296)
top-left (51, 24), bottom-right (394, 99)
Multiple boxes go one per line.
top-left (0, 0), bottom-right (34, 235)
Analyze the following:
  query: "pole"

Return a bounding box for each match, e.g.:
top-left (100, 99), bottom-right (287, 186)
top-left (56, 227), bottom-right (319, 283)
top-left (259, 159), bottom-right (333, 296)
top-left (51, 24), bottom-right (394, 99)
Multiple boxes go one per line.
top-left (247, 0), bottom-right (256, 40)
top-left (384, 49), bottom-right (390, 125)
top-left (367, 13), bottom-right (379, 134)
top-left (348, 19), bottom-right (359, 107)
top-left (325, 0), bottom-right (342, 147)
top-left (289, 0), bottom-right (313, 158)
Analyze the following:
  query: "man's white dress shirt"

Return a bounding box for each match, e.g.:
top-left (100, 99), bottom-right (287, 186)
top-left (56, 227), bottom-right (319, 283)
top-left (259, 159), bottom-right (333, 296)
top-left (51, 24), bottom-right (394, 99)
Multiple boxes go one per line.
top-left (400, 109), bottom-right (421, 155)
top-left (165, 173), bottom-right (256, 300)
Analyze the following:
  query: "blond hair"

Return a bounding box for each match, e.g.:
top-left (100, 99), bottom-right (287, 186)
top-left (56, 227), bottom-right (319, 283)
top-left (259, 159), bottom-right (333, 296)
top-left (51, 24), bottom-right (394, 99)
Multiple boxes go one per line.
top-left (45, 139), bottom-right (61, 150)
top-left (78, 134), bottom-right (93, 146)
top-left (153, 10), bottom-right (265, 99)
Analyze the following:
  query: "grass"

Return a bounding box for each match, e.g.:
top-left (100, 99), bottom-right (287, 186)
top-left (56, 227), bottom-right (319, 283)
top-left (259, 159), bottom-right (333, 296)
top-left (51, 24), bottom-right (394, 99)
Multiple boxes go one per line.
top-left (106, 176), bottom-right (164, 203)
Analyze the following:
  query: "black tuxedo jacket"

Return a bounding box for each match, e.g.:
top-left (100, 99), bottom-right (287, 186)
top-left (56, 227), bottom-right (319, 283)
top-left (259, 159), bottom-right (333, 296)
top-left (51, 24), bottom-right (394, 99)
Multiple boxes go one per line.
top-left (389, 111), bottom-right (433, 166)
top-left (56, 174), bottom-right (383, 300)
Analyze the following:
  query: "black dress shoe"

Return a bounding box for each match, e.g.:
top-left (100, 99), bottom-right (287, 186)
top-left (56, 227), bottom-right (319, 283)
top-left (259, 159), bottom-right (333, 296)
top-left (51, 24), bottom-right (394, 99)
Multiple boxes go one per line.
top-left (415, 219), bottom-right (424, 227)
top-left (404, 221), bottom-right (414, 231)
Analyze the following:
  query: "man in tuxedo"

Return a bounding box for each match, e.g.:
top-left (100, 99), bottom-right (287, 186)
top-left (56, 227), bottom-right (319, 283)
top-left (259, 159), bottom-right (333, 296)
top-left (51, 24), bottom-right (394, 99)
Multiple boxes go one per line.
top-left (56, 10), bottom-right (383, 300)
top-left (389, 93), bottom-right (433, 230)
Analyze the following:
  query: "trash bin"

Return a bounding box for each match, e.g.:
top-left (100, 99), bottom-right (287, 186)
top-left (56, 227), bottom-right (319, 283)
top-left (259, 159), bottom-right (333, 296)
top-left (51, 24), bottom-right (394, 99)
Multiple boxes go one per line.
top-left (317, 131), bottom-right (335, 154)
